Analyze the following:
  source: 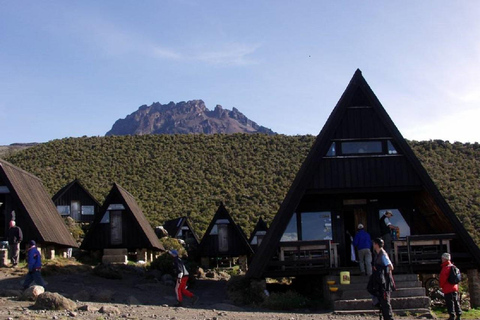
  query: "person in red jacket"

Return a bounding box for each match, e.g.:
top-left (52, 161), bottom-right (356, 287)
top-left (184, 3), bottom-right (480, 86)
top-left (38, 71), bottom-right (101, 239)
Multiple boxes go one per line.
top-left (439, 253), bottom-right (461, 320)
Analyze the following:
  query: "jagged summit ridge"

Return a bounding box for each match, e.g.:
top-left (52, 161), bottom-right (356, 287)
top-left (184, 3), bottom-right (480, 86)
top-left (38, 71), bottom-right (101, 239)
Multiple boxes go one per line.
top-left (106, 100), bottom-right (276, 136)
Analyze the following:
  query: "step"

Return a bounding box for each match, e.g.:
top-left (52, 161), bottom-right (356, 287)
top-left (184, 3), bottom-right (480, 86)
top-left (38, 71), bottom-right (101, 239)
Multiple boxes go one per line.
top-left (103, 248), bottom-right (128, 255)
top-left (330, 280), bottom-right (422, 291)
top-left (102, 254), bottom-right (127, 264)
top-left (334, 308), bottom-right (433, 318)
top-left (341, 287), bottom-right (426, 300)
top-left (326, 273), bottom-right (418, 284)
top-left (334, 296), bottom-right (430, 311)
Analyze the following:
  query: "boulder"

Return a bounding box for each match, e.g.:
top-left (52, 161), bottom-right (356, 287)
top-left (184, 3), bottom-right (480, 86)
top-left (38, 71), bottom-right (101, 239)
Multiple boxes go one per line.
top-left (33, 292), bottom-right (77, 311)
top-left (21, 285), bottom-right (45, 301)
top-left (99, 305), bottom-right (120, 315)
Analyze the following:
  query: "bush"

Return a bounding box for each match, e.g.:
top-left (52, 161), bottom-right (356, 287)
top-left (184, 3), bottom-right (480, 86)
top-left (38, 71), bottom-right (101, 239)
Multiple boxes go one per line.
top-left (227, 276), bottom-right (266, 305)
top-left (261, 290), bottom-right (310, 310)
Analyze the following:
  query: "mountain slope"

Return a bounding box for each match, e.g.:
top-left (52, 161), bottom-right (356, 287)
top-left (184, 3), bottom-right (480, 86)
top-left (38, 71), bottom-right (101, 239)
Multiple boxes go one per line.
top-left (5, 135), bottom-right (479, 244)
top-left (106, 100), bottom-right (275, 136)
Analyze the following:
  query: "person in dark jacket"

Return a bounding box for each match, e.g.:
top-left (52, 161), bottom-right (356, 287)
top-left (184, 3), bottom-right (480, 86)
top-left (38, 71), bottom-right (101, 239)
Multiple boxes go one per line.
top-left (353, 224), bottom-right (372, 276)
top-left (169, 250), bottom-right (199, 306)
top-left (7, 220), bottom-right (23, 267)
top-left (372, 238), bottom-right (395, 320)
top-left (440, 252), bottom-right (461, 320)
top-left (23, 240), bottom-right (46, 289)
top-left (379, 210), bottom-right (398, 257)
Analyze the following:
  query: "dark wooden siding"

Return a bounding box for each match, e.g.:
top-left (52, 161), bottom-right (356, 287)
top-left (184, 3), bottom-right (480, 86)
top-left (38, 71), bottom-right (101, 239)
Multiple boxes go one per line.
top-left (53, 183), bottom-right (99, 222)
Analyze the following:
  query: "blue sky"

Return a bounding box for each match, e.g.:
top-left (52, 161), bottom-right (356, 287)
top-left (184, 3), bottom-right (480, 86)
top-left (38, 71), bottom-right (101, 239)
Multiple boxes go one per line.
top-left (1, 1), bottom-right (479, 145)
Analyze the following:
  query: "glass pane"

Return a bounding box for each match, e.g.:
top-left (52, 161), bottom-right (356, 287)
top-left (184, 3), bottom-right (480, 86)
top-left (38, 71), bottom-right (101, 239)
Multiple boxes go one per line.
top-left (379, 209), bottom-right (410, 237)
top-left (301, 212), bottom-right (332, 240)
top-left (81, 205), bottom-right (95, 215)
top-left (100, 211), bottom-right (110, 224)
top-left (326, 142), bottom-right (336, 156)
top-left (57, 205), bottom-right (70, 215)
top-left (387, 140), bottom-right (398, 154)
top-left (341, 141), bottom-right (383, 155)
top-left (280, 214), bottom-right (298, 242)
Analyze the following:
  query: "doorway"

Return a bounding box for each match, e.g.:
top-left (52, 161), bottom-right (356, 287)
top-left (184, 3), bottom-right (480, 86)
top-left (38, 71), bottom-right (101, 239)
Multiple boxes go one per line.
top-left (110, 211), bottom-right (123, 245)
top-left (343, 207), bottom-right (367, 266)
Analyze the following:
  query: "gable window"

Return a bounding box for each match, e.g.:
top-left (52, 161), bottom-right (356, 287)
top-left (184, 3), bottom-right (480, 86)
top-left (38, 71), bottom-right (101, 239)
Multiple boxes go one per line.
top-left (325, 139), bottom-right (400, 157)
top-left (379, 209), bottom-right (410, 237)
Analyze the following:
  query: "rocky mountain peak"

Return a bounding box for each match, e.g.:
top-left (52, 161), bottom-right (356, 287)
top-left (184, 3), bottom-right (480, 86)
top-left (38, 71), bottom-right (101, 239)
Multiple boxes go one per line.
top-left (106, 100), bottom-right (275, 136)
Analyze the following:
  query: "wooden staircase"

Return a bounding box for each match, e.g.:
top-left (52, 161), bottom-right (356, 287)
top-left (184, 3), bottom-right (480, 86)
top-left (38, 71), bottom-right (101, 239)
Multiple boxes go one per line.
top-left (325, 272), bottom-right (432, 317)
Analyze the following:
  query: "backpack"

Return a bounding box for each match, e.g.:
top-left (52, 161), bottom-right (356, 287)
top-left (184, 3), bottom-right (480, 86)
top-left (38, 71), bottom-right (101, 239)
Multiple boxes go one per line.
top-left (448, 264), bottom-right (461, 284)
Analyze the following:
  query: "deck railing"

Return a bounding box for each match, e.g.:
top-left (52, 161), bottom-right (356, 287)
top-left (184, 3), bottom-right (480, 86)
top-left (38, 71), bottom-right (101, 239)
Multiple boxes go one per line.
top-left (394, 233), bottom-right (456, 265)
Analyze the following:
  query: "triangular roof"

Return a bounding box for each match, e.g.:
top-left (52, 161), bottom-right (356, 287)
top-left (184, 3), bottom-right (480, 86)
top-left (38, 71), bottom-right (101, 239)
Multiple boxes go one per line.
top-left (52, 178), bottom-right (101, 207)
top-left (163, 216), bottom-right (200, 244)
top-left (247, 69), bottom-right (480, 278)
top-left (197, 203), bottom-right (253, 257)
top-left (0, 159), bottom-right (77, 247)
top-left (81, 183), bottom-right (164, 251)
top-left (248, 217), bottom-right (268, 244)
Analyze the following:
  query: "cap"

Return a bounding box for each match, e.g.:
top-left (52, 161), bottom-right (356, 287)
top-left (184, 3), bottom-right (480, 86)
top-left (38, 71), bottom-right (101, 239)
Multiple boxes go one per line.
top-left (373, 238), bottom-right (384, 247)
top-left (442, 252), bottom-right (451, 260)
top-left (29, 240), bottom-right (36, 246)
top-left (169, 249), bottom-right (178, 257)
top-left (385, 210), bottom-right (393, 216)
top-left (357, 223), bottom-right (364, 229)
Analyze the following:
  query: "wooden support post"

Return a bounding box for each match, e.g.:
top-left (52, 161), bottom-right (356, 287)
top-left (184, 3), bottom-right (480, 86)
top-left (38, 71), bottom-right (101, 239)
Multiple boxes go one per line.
top-left (467, 269), bottom-right (480, 308)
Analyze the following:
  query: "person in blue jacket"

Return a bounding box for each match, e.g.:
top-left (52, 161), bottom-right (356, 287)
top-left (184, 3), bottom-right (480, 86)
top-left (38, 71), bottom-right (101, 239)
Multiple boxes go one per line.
top-left (353, 223), bottom-right (372, 276)
top-left (23, 240), bottom-right (46, 289)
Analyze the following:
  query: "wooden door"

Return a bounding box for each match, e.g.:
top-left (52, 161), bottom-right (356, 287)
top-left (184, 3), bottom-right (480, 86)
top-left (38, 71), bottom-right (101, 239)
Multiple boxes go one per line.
top-left (71, 201), bottom-right (81, 221)
top-left (218, 224), bottom-right (229, 253)
top-left (110, 211), bottom-right (123, 245)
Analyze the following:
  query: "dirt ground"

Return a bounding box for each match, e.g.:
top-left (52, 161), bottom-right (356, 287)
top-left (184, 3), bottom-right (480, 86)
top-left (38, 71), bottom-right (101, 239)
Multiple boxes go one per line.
top-left (0, 264), bottom-right (432, 320)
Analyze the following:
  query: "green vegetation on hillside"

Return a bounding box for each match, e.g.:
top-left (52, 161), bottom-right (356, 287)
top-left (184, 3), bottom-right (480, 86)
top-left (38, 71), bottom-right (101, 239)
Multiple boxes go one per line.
top-left (4, 135), bottom-right (480, 244)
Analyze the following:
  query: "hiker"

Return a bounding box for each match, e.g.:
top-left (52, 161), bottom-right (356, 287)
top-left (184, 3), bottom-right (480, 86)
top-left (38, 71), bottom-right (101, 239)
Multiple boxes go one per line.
top-left (353, 223), bottom-right (372, 276)
top-left (23, 240), bottom-right (46, 289)
top-left (169, 249), bottom-right (199, 306)
top-left (379, 210), bottom-right (398, 256)
top-left (371, 238), bottom-right (395, 320)
top-left (7, 220), bottom-right (23, 267)
top-left (440, 252), bottom-right (462, 320)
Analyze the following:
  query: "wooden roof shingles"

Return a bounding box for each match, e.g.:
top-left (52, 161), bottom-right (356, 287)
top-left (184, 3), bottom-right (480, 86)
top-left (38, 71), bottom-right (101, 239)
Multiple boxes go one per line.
top-left (0, 159), bottom-right (77, 247)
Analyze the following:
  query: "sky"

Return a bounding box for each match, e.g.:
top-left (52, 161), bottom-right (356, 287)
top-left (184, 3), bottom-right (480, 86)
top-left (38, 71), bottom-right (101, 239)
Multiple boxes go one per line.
top-left (1, 1), bottom-right (479, 145)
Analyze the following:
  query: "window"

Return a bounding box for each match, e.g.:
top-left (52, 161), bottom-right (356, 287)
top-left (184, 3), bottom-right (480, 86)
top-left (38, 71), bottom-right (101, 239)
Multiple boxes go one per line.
top-left (100, 211), bottom-right (110, 223)
top-left (341, 141), bottom-right (383, 155)
top-left (326, 143), bottom-right (336, 156)
top-left (301, 212), bottom-right (332, 240)
top-left (281, 215), bottom-right (298, 242)
top-left (281, 212), bottom-right (333, 241)
top-left (82, 205), bottom-right (95, 215)
top-left (57, 205), bottom-right (70, 215)
top-left (387, 140), bottom-right (398, 154)
top-left (379, 209), bottom-right (410, 237)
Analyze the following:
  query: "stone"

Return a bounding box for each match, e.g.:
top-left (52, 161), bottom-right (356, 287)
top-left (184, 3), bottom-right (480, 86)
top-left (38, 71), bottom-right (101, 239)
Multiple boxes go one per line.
top-left (33, 292), bottom-right (77, 311)
top-left (99, 305), bottom-right (120, 315)
top-left (21, 285), bottom-right (45, 301)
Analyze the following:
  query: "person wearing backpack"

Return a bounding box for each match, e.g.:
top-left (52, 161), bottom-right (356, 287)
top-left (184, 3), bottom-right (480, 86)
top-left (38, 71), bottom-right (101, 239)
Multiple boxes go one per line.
top-left (439, 252), bottom-right (462, 320)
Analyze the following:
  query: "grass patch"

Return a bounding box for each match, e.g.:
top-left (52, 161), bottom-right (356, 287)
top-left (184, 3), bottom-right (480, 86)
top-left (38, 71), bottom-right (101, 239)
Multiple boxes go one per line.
top-left (432, 307), bottom-right (480, 319)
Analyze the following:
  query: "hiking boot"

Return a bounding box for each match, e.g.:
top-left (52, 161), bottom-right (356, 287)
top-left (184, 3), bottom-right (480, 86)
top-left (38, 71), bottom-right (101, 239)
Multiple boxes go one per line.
top-left (174, 301), bottom-right (183, 307)
top-left (192, 295), bottom-right (199, 305)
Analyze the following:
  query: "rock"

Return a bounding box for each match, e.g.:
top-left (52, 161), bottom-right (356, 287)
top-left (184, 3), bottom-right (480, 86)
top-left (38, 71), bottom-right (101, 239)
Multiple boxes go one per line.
top-left (205, 271), bottom-right (217, 279)
top-left (126, 295), bottom-right (141, 305)
top-left (21, 285), bottom-right (45, 301)
top-left (77, 305), bottom-right (91, 311)
top-left (33, 292), bottom-right (77, 311)
top-left (196, 267), bottom-right (205, 278)
top-left (99, 305), bottom-right (120, 315)
top-left (92, 289), bottom-right (114, 302)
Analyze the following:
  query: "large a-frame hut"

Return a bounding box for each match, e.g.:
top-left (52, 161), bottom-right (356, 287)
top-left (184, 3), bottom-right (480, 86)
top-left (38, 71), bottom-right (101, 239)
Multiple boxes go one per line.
top-left (52, 179), bottom-right (101, 223)
top-left (249, 217), bottom-right (268, 252)
top-left (0, 159), bottom-right (77, 261)
top-left (81, 183), bottom-right (164, 263)
top-left (163, 216), bottom-right (200, 251)
top-left (197, 203), bottom-right (253, 270)
top-left (246, 70), bottom-right (480, 307)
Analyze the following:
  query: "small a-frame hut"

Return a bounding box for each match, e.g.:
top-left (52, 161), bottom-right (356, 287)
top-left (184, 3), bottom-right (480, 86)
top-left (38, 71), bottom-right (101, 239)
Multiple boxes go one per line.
top-left (249, 217), bottom-right (268, 252)
top-left (0, 159), bottom-right (77, 260)
top-left (197, 203), bottom-right (253, 270)
top-left (246, 70), bottom-right (480, 306)
top-left (163, 216), bottom-right (200, 251)
top-left (52, 179), bottom-right (101, 223)
top-left (81, 183), bottom-right (164, 263)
